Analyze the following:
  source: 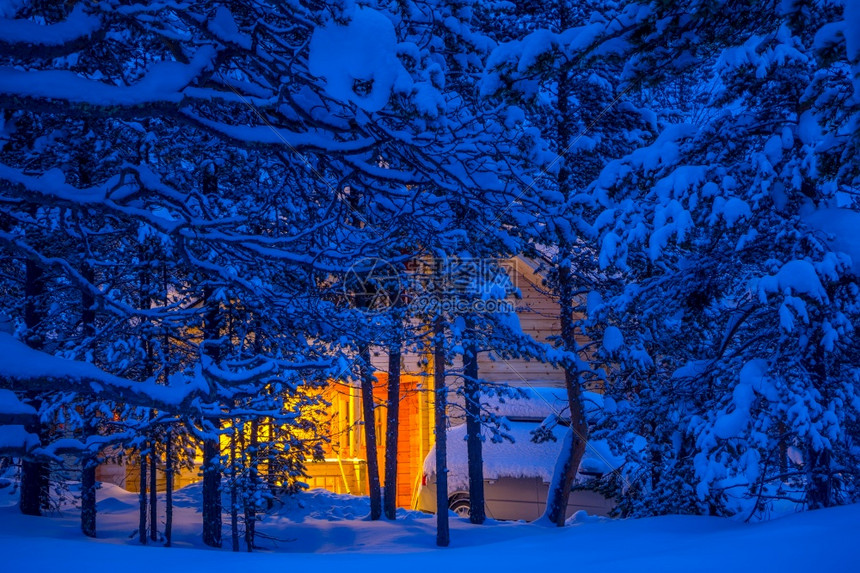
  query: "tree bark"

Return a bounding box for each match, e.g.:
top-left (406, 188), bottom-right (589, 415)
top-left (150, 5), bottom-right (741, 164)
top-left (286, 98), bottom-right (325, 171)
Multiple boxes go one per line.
top-left (542, 4), bottom-right (589, 526)
top-left (165, 429), bottom-right (173, 547)
top-left (20, 259), bottom-right (49, 517)
top-left (80, 263), bottom-right (97, 537)
top-left (81, 461), bottom-right (96, 538)
top-left (358, 342), bottom-right (382, 520)
top-left (149, 432), bottom-right (158, 541)
top-left (230, 424), bottom-right (239, 552)
top-left (543, 263), bottom-right (589, 527)
top-left (202, 435), bottom-right (222, 547)
top-left (139, 449), bottom-right (148, 544)
top-left (807, 446), bottom-right (832, 510)
top-left (807, 348), bottom-right (833, 509)
top-left (434, 317), bottom-right (449, 547)
top-left (464, 330), bottom-right (485, 524)
top-left (245, 419), bottom-right (258, 551)
top-left (383, 337), bottom-right (401, 520)
top-left (202, 284), bottom-right (222, 547)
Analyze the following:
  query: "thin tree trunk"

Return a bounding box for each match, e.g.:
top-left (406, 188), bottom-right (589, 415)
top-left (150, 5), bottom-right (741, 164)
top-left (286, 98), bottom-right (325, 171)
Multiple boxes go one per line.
top-left (434, 317), bottom-right (449, 547)
top-left (543, 266), bottom-right (588, 527)
top-left (165, 428), bottom-right (173, 548)
top-left (807, 446), bottom-right (833, 509)
top-left (464, 329), bottom-right (485, 524)
top-left (245, 419), bottom-right (258, 551)
top-left (81, 461), bottom-right (96, 538)
top-left (778, 422), bottom-right (788, 478)
top-left (267, 419), bottom-right (276, 490)
top-left (542, 9), bottom-right (589, 526)
top-left (138, 262), bottom-right (152, 542)
top-left (383, 337), bottom-right (401, 520)
top-left (149, 432), bottom-right (158, 542)
top-left (230, 423), bottom-right (239, 552)
top-left (139, 449), bottom-right (148, 544)
top-left (80, 264), bottom-right (97, 537)
top-left (202, 285), bottom-right (222, 547)
top-left (162, 279), bottom-right (173, 548)
top-left (20, 259), bottom-right (49, 516)
top-left (358, 342), bottom-right (382, 520)
top-left (202, 435), bottom-right (221, 547)
top-left (807, 348), bottom-right (833, 509)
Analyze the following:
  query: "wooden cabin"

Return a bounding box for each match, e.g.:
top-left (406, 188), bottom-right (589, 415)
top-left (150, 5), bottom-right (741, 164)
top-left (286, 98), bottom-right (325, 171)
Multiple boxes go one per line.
top-left (99, 256), bottom-right (582, 508)
top-left (303, 256), bottom-right (584, 507)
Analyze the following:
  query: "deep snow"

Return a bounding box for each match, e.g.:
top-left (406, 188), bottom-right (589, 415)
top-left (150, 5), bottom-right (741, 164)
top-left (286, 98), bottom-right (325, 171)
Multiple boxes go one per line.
top-left (0, 479), bottom-right (856, 571)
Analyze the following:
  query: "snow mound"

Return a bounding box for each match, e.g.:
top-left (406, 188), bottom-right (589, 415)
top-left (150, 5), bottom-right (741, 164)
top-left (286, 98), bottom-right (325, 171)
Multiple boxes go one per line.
top-left (309, 7), bottom-right (406, 112)
top-left (758, 260), bottom-right (825, 301)
top-left (0, 388), bottom-right (35, 415)
top-left (804, 207), bottom-right (860, 276)
top-left (602, 326), bottom-right (624, 353)
top-left (273, 488), bottom-right (422, 522)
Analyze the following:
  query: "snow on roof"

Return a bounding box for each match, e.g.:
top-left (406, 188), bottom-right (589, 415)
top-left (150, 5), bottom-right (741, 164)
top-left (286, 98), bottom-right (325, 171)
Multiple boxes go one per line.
top-left (425, 387), bottom-right (619, 490)
top-left (423, 421), bottom-right (624, 491)
top-left (481, 386), bottom-right (604, 421)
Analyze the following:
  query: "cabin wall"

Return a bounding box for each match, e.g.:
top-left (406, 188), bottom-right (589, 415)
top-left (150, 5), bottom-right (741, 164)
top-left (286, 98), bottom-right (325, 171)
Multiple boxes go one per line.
top-left (475, 258), bottom-right (591, 388)
top-left (304, 371), bottom-right (435, 508)
top-left (96, 454), bottom-right (199, 493)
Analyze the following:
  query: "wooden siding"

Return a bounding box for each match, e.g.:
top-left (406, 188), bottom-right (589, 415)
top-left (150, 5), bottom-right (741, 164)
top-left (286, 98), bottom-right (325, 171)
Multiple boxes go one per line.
top-left (97, 455), bottom-right (200, 493)
top-left (305, 371), bottom-right (435, 509)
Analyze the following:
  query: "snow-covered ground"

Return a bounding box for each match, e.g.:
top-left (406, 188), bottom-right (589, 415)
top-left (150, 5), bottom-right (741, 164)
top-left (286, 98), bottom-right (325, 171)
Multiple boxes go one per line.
top-left (0, 480), bottom-right (857, 571)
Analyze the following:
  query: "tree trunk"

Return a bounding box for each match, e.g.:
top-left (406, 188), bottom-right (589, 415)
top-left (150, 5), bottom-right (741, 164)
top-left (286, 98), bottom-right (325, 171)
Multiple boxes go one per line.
top-left (162, 284), bottom-right (173, 547)
top-left (230, 423), bottom-right (239, 552)
top-left (358, 342), bottom-right (382, 520)
top-left (464, 331), bottom-right (485, 524)
top-left (383, 337), bottom-right (401, 520)
top-left (542, 391), bottom-right (586, 526)
top-left (139, 449), bottom-right (148, 544)
top-left (807, 348), bottom-right (833, 509)
top-left (434, 317), bottom-right (449, 547)
top-left (543, 263), bottom-right (588, 527)
top-left (267, 419), bottom-right (277, 494)
top-left (149, 433), bottom-right (158, 542)
top-left (807, 446), bottom-right (833, 510)
top-left (202, 435), bottom-right (222, 547)
top-left (542, 18), bottom-right (589, 525)
top-left (81, 461), bottom-right (96, 538)
top-left (165, 429), bottom-right (173, 548)
top-left (202, 285), bottom-right (222, 547)
top-left (245, 419), bottom-right (258, 552)
top-left (20, 259), bottom-right (49, 517)
top-left (80, 264), bottom-right (97, 537)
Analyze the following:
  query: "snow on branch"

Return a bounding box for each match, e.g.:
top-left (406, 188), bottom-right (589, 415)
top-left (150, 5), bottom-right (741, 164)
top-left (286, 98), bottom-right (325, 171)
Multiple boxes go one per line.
top-left (0, 44), bottom-right (217, 107)
top-left (0, 334), bottom-right (331, 414)
top-left (181, 109), bottom-right (377, 153)
top-left (0, 4), bottom-right (101, 48)
top-left (0, 333), bottom-right (210, 413)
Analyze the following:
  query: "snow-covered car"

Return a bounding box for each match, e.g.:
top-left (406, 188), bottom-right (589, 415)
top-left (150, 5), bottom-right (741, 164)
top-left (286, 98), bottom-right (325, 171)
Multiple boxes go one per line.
top-left (412, 388), bottom-right (619, 521)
